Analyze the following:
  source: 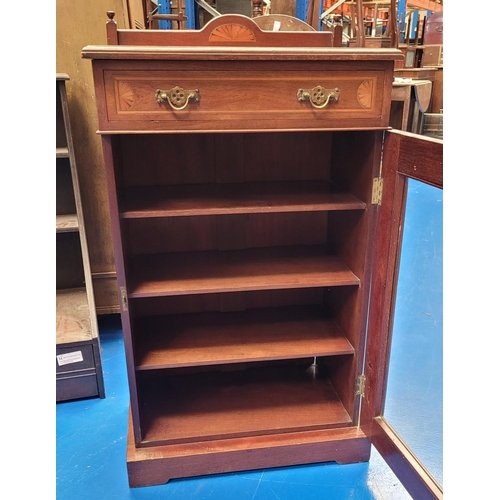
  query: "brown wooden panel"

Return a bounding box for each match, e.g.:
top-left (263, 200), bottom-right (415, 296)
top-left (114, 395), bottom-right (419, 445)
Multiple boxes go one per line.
top-left (218, 214), bottom-right (246, 251)
top-left (124, 211), bottom-right (329, 255)
top-left (116, 133), bottom-right (217, 187)
top-left (389, 130), bottom-right (443, 188)
top-left (321, 353), bottom-right (358, 419)
top-left (92, 274), bottom-right (121, 315)
top-left (132, 294), bottom-right (221, 317)
top-left (371, 418), bottom-right (443, 500)
top-left (116, 14), bottom-right (334, 47)
top-left (124, 216), bottom-right (219, 255)
top-left (330, 130), bottom-right (382, 204)
top-left (215, 133), bottom-right (246, 183)
top-left (131, 288), bottom-right (325, 318)
top-left (429, 67), bottom-right (443, 113)
top-left (101, 63), bottom-right (389, 131)
top-left (127, 420), bottom-right (370, 486)
top-left (243, 288), bottom-right (324, 310)
top-left (244, 212), bottom-right (328, 248)
top-left (119, 181), bottom-right (366, 218)
top-left (421, 45), bottom-right (443, 68)
top-left (242, 132), bottom-right (332, 182)
top-left (423, 12), bottom-right (443, 46)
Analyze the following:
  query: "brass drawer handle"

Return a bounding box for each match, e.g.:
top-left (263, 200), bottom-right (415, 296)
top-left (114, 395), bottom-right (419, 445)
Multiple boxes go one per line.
top-left (297, 85), bottom-right (340, 109)
top-left (156, 86), bottom-right (200, 110)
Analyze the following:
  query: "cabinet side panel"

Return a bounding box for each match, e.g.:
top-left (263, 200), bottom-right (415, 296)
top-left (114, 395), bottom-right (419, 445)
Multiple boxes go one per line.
top-left (101, 135), bottom-right (143, 443)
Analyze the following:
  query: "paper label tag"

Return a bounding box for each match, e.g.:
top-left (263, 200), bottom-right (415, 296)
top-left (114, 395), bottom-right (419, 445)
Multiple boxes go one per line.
top-left (57, 351), bottom-right (84, 366)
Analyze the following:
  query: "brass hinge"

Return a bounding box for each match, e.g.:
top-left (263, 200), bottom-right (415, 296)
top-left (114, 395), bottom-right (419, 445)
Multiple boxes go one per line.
top-left (372, 177), bottom-right (383, 205)
top-left (355, 374), bottom-right (366, 397)
top-left (120, 286), bottom-right (128, 312)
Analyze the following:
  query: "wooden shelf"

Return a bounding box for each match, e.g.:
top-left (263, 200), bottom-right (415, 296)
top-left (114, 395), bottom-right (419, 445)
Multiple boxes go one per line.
top-left (139, 362), bottom-right (352, 446)
top-left (56, 214), bottom-right (79, 233)
top-left (134, 305), bottom-right (354, 370)
top-left (56, 147), bottom-right (69, 158)
top-left (120, 181), bottom-right (366, 218)
top-left (128, 246), bottom-right (360, 298)
top-left (56, 288), bottom-right (92, 345)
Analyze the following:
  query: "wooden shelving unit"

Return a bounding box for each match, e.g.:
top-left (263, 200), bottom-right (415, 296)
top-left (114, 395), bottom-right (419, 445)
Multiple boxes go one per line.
top-left (82, 13), bottom-right (443, 497)
top-left (56, 74), bottom-right (105, 402)
top-left (83, 14), bottom-right (397, 485)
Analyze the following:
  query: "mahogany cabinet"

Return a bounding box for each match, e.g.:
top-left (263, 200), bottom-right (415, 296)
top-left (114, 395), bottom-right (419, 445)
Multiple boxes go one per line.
top-left (56, 75), bottom-right (105, 401)
top-left (82, 14), bottom-right (442, 498)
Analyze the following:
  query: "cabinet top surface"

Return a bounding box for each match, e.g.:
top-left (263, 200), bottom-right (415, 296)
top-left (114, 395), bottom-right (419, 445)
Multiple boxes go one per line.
top-left (81, 45), bottom-right (403, 62)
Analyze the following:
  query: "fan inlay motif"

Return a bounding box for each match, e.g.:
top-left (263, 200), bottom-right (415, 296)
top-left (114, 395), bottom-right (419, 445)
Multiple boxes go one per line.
top-left (209, 24), bottom-right (256, 42)
top-left (118, 81), bottom-right (135, 110)
top-left (357, 80), bottom-right (373, 108)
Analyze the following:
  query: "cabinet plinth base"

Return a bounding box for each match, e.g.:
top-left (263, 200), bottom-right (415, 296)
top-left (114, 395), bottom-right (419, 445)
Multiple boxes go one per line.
top-left (126, 414), bottom-right (371, 488)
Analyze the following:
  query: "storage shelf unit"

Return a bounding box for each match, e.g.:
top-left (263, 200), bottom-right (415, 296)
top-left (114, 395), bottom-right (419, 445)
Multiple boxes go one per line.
top-left (80, 13), bottom-right (427, 490)
top-left (56, 74), bottom-right (105, 402)
top-left (82, 16), bottom-right (444, 496)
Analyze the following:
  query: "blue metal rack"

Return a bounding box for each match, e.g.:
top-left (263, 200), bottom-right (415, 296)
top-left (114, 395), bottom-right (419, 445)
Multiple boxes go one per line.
top-left (296, 0), bottom-right (309, 22)
top-left (157, 0), bottom-right (172, 29)
top-left (168, 0), bottom-right (315, 30)
top-left (164, 0), bottom-right (425, 35)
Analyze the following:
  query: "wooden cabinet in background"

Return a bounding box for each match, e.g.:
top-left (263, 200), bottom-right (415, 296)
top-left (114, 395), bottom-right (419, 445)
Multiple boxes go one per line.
top-left (56, 74), bottom-right (105, 402)
top-left (82, 14), bottom-right (442, 499)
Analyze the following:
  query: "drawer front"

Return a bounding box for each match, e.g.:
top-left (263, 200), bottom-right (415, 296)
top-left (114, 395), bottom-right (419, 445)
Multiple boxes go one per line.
top-left (56, 343), bottom-right (96, 374)
top-left (56, 373), bottom-right (98, 402)
top-left (100, 63), bottom-right (392, 132)
top-left (421, 45), bottom-right (443, 67)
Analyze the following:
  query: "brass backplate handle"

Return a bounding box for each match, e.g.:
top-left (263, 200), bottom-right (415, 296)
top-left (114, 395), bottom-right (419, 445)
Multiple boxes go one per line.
top-left (156, 86), bottom-right (200, 110)
top-left (297, 86), bottom-right (340, 109)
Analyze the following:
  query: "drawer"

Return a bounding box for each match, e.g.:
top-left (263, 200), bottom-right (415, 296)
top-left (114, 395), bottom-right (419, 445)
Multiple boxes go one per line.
top-left (99, 61), bottom-right (393, 132)
top-left (421, 45), bottom-right (443, 68)
top-left (56, 343), bottom-right (96, 374)
top-left (56, 372), bottom-right (98, 402)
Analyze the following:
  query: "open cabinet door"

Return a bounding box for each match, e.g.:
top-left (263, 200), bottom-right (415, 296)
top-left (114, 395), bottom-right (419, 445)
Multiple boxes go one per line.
top-left (361, 129), bottom-right (443, 499)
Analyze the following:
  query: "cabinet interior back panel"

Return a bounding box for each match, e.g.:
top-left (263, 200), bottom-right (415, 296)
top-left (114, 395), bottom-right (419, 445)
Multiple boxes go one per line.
top-left (114, 132), bottom-right (333, 187)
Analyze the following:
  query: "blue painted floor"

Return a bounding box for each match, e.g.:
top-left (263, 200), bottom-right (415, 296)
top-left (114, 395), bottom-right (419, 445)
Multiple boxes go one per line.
top-left (56, 181), bottom-right (442, 499)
